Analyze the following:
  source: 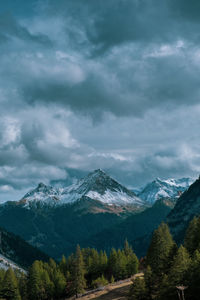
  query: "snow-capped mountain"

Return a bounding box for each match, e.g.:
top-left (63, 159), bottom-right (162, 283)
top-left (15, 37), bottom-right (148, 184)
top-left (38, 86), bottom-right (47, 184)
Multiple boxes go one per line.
top-left (137, 177), bottom-right (193, 204)
top-left (21, 169), bottom-right (145, 208)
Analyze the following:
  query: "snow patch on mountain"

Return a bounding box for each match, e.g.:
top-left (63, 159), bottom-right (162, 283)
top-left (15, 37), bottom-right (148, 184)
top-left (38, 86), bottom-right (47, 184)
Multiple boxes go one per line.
top-left (21, 169), bottom-right (145, 208)
top-left (138, 177), bottom-right (193, 204)
top-left (0, 254), bottom-right (25, 272)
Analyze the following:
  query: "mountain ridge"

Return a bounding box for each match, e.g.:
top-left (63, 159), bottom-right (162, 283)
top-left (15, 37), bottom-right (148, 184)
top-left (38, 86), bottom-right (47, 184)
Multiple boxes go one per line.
top-left (137, 177), bottom-right (192, 204)
top-left (20, 169), bottom-right (145, 209)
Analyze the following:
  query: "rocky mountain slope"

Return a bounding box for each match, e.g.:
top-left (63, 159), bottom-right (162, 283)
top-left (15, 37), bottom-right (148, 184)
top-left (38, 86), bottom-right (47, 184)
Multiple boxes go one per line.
top-left (0, 226), bottom-right (49, 269)
top-left (138, 177), bottom-right (192, 204)
top-left (167, 176), bottom-right (200, 243)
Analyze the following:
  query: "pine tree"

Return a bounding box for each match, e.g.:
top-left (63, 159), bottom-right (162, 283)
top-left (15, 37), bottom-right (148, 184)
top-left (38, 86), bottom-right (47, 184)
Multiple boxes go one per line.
top-left (184, 216), bottom-right (200, 255)
top-left (146, 223), bottom-right (175, 277)
top-left (126, 252), bottom-right (139, 277)
top-left (71, 245), bottom-right (86, 297)
top-left (28, 260), bottom-right (43, 300)
top-left (2, 268), bottom-right (21, 300)
top-left (162, 246), bottom-right (191, 299)
top-left (0, 269), bottom-right (5, 297)
top-left (107, 248), bottom-right (118, 280)
top-left (87, 248), bottom-right (100, 282)
top-left (129, 277), bottom-right (147, 300)
top-left (17, 272), bottom-right (28, 300)
top-left (144, 266), bottom-right (154, 299)
top-left (59, 255), bottom-right (67, 276)
top-left (41, 269), bottom-right (54, 300)
top-left (187, 250), bottom-right (200, 299)
top-left (124, 239), bottom-right (133, 256)
top-left (53, 269), bottom-right (66, 299)
top-left (99, 250), bottom-right (108, 276)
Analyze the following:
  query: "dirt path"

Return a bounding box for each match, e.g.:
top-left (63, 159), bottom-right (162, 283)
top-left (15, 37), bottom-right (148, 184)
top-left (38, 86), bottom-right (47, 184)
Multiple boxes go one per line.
top-left (80, 281), bottom-right (132, 300)
top-left (68, 274), bottom-right (143, 300)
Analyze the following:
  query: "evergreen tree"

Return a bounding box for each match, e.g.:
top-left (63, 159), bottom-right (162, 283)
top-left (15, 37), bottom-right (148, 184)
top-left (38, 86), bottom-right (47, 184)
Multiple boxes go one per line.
top-left (107, 248), bottom-right (118, 280)
top-left (87, 248), bottom-right (100, 282)
top-left (184, 216), bottom-right (200, 255)
top-left (17, 272), bottom-right (28, 300)
top-left (1, 268), bottom-right (21, 300)
top-left (161, 246), bottom-right (191, 299)
top-left (59, 255), bottom-right (67, 276)
top-left (71, 245), bottom-right (86, 297)
top-left (146, 223), bottom-right (175, 277)
top-left (28, 260), bottom-right (43, 300)
top-left (115, 250), bottom-right (127, 280)
top-left (129, 277), bottom-right (147, 300)
top-left (187, 250), bottom-right (200, 299)
top-left (41, 269), bottom-right (54, 300)
top-left (53, 269), bottom-right (66, 299)
top-left (0, 269), bottom-right (5, 297)
top-left (99, 250), bottom-right (108, 276)
top-left (144, 266), bottom-right (154, 300)
top-left (126, 252), bottom-right (139, 277)
top-left (124, 239), bottom-right (133, 256)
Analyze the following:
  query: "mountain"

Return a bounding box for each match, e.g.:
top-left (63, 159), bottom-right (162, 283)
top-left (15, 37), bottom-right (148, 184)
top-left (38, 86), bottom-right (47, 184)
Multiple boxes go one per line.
top-left (80, 198), bottom-right (175, 257)
top-left (21, 169), bottom-right (145, 208)
top-left (138, 177), bottom-right (192, 204)
top-left (0, 226), bottom-right (49, 269)
top-left (0, 170), bottom-right (146, 259)
top-left (0, 253), bottom-right (25, 272)
top-left (167, 176), bottom-right (200, 243)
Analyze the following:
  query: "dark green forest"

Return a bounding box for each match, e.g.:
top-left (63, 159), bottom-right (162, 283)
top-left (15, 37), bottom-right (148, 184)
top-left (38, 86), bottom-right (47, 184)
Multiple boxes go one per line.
top-left (2, 216), bottom-right (200, 299)
top-left (129, 217), bottom-right (200, 299)
top-left (0, 240), bottom-right (138, 299)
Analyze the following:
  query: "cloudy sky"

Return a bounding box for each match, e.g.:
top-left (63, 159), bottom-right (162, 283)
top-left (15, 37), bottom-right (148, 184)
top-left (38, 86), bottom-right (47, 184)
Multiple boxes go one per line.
top-left (0, 0), bottom-right (200, 201)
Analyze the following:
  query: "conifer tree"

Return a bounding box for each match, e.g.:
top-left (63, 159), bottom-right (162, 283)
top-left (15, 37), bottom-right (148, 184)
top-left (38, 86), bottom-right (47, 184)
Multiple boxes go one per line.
top-left (144, 266), bottom-right (154, 299)
top-left (17, 272), bottom-right (28, 300)
top-left (28, 260), bottom-right (43, 300)
top-left (115, 250), bottom-right (127, 280)
top-left (41, 269), bottom-right (54, 300)
top-left (129, 277), bottom-right (147, 300)
top-left (2, 268), bottom-right (21, 300)
top-left (146, 223), bottom-right (175, 277)
top-left (187, 250), bottom-right (200, 299)
top-left (59, 255), bottom-right (67, 276)
top-left (124, 239), bottom-right (133, 256)
top-left (71, 245), bottom-right (86, 297)
top-left (126, 252), bottom-right (139, 277)
top-left (184, 216), bottom-right (200, 255)
top-left (87, 248), bottom-right (100, 281)
top-left (107, 248), bottom-right (118, 280)
top-left (53, 269), bottom-right (66, 299)
top-left (162, 246), bottom-right (191, 299)
top-left (99, 250), bottom-right (108, 276)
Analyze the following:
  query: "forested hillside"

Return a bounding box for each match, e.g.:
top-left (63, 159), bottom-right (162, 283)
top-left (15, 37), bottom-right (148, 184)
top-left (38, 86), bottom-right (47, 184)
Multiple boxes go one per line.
top-left (0, 241), bottom-right (138, 299)
top-left (129, 217), bottom-right (200, 299)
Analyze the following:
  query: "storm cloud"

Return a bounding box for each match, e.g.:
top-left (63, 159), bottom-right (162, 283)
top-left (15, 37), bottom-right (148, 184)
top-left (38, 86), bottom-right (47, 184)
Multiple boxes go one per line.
top-left (0, 0), bottom-right (200, 201)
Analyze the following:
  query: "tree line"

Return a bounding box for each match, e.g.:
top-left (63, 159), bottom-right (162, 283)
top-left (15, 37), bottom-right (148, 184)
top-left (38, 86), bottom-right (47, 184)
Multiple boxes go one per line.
top-left (0, 240), bottom-right (138, 299)
top-left (129, 216), bottom-right (200, 300)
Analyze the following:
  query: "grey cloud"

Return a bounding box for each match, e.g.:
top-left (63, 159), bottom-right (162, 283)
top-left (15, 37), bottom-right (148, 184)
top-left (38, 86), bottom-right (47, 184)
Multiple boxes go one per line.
top-left (0, 13), bottom-right (52, 45)
top-left (0, 0), bottom-right (200, 200)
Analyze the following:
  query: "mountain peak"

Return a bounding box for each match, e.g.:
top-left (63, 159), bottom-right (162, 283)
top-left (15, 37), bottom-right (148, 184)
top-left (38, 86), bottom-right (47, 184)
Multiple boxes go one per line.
top-left (138, 177), bottom-right (193, 204)
top-left (19, 169), bottom-right (145, 208)
top-left (87, 169), bottom-right (107, 179)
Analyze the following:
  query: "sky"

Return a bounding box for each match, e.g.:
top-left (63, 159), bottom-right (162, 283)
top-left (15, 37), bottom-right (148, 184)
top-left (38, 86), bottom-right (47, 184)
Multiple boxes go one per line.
top-left (0, 0), bottom-right (200, 201)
